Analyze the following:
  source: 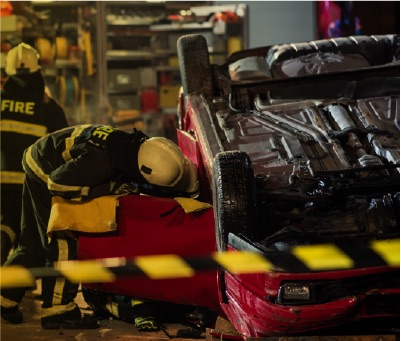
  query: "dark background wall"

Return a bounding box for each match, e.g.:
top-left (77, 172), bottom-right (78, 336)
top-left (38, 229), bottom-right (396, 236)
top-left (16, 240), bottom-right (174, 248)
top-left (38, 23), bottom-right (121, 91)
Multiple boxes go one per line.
top-left (352, 1), bottom-right (400, 35)
top-left (241, 1), bottom-right (400, 48)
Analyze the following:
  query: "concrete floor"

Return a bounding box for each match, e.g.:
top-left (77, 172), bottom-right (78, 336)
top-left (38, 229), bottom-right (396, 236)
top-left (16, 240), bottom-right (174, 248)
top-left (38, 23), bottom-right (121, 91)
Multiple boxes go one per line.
top-left (1, 281), bottom-right (208, 341)
top-left (3, 286), bottom-right (399, 341)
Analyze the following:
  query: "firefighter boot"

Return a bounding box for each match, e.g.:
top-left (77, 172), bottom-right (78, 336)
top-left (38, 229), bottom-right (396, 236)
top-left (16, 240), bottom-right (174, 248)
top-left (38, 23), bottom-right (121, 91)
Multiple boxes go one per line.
top-left (41, 303), bottom-right (99, 329)
top-left (1, 305), bottom-right (23, 324)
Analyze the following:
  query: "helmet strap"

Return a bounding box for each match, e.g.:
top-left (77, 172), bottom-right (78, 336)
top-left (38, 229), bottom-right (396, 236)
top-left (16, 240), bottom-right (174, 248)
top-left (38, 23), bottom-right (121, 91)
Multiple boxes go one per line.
top-left (129, 130), bottom-right (151, 185)
top-left (15, 67), bottom-right (31, 74)
top-left (133, 181), bottom-right (199, 199)
top-left (140, 165), bottom-right (152, 175)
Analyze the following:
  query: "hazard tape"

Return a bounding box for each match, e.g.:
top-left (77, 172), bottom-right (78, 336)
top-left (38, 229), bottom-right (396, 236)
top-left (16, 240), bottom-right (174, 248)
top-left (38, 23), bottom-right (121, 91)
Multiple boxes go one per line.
top-left (1, 239), bottom-right (399, 288)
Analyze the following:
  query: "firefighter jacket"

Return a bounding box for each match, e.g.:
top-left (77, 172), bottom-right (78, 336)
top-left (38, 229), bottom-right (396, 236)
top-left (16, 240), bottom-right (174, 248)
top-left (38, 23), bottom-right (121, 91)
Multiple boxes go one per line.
top-left (23, 124), bottom-right (149, 201)
top-left (1, 70), bottom-right (69, 190)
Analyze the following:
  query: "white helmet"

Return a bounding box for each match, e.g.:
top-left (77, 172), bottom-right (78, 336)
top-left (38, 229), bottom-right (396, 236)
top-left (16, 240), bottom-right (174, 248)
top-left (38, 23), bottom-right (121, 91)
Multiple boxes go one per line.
top-left (138, 137), bottom-right (199, 194)
top-left (5, 43), bottom-right (41, 75)
top-left (175, 156), bottom-right (200, 194)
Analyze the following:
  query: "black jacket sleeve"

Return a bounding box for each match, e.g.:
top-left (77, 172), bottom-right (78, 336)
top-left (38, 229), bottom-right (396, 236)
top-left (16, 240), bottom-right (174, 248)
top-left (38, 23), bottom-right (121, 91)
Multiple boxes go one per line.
top-left (44, 97), bottom-right (69, 133)
top-left (48, 144), bottom-right (116, 201)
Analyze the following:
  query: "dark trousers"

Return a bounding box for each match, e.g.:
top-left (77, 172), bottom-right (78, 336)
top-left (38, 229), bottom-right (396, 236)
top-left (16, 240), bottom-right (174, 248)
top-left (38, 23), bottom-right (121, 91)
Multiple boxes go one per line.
top-left (2, 171), bottom-right (79, 309)
top-left (1, 188), bottom-right (22, 264)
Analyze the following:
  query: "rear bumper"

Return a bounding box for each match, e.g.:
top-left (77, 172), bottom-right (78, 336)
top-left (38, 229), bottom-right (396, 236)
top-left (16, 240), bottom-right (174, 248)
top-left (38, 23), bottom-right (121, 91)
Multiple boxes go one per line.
top-left (221, 272), bottom-right (400, 337)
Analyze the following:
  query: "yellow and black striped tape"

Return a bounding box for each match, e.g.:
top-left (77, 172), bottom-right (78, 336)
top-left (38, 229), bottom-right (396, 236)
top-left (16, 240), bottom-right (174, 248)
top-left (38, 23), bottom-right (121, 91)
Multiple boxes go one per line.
top-left (1, 239), bottom-right (399, 288)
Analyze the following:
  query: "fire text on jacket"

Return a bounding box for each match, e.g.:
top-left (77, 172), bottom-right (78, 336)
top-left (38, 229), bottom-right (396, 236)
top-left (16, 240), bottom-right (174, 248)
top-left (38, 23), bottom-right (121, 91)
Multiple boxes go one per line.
top-left (92, 125), bottom-right (116, 141)
top-left (1, 100), bottom-right (35, 115)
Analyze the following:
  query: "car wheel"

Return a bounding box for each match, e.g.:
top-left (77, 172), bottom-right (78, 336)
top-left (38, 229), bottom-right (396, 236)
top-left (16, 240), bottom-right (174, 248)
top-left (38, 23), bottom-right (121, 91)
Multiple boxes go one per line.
top-left (212, 151), bottom-right (258, 251)
top-left (177, 34), bottom-right (213, 97)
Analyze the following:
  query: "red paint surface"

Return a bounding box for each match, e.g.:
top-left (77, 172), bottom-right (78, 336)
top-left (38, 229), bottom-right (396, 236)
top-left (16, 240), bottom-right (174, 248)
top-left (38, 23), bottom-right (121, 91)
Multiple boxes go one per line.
top-left (78, 194), bottom-right (222, 313)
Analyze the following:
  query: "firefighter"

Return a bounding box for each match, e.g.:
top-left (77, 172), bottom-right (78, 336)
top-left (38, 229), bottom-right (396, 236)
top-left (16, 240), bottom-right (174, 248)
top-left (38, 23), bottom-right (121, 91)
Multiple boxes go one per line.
top-left (1, 43), bottom-right (69, 265)
top-left (0, 124), bottom-right (199, 329)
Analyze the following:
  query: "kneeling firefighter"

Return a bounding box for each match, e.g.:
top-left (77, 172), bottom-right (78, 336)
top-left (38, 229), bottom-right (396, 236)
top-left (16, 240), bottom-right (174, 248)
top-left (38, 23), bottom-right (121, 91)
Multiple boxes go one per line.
top-left (0, 124), bottom-right (199, 329)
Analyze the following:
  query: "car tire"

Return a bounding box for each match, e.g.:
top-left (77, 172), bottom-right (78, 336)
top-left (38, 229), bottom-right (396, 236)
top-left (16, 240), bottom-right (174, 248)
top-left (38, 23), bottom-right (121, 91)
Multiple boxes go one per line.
top-left (177, 34), bottom-right (213, 97)
top-left (212, 151), bottom-right (258, 251)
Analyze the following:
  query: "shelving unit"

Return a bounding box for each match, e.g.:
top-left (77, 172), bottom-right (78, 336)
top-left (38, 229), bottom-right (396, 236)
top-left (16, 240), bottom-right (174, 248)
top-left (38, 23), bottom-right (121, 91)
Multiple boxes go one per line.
top-left (97, 1), bottom-right (247, 140)
top-left (2, 2), bottom-right (246, 135)
top-left (34, 1), bottom-right (99, 124)
top-left (97, 1), bottom-right (172, 137)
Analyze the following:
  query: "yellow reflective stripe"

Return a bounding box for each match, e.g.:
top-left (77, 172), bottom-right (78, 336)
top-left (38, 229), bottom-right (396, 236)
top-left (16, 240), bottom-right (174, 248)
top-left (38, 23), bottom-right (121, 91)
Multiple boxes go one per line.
top-left (1, 119), bottom-right (47, 137)
top-left (0, 266), bottom-right (36, 288)
top-left (131, 299), bottom-right (144, 307)
top-left (57, 260), bottom-right (116, 283)
top-left (25, 145), bottom-right (49, 183)
top-left (47, 178), bottom-right (90, 197)
top-left (41, 302), bottom-right (77, 318)
top-left (135, 254), bottom-right (195, 279)
top-left (214, 251), bottom-right (273, 273)
top-left (62, 125), bottom-right (89, 162)
top-left (0, 171), bottom-right (25, 184)
top-left (23, 125), bottom-right (91, 196)
top-left (174, 197), bottom-right (212, 213)
top-left (371, 240), bottom-right (400, 267)
top-left (1, 224), bottom-right (16, 244)
top-left (52, 238), bottom-right (69, 306)
top-left (106, 302), bottom-right (120, 317)
top-left (0, 295), bottom-right (19, 308)
top-left (293, 244), bottom-right (354, 270)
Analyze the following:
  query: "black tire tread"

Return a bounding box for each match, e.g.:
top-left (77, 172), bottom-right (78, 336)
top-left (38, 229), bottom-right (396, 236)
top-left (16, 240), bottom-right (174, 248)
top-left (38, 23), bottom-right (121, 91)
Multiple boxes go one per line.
top-left (212, 151), bottom-right (257, 250)
top-left (177, 34), bottom-right (213, 96)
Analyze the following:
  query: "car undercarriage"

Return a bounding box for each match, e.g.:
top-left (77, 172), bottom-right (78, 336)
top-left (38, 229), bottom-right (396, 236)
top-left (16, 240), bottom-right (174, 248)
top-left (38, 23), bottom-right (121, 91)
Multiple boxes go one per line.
top-left (176, 33), bottom-right (400, 337)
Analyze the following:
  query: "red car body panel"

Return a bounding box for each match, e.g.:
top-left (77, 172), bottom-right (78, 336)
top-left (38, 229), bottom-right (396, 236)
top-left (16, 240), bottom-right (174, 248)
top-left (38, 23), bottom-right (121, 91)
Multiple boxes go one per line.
top-left (78, 195), bottom-right (222, 313)
top-left (221, 256), bottom-right (399, 336)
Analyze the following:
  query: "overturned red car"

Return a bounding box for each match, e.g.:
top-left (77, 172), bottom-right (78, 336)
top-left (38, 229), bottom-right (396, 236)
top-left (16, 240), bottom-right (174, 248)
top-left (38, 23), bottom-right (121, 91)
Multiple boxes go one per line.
top-left (78, 34), bottom-right (400, 338)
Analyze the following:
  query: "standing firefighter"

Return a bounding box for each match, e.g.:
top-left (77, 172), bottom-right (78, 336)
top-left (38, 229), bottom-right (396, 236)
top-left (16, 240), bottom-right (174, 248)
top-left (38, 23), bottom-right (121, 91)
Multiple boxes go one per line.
top-left (1, 43), bottom-right (68, 264)
top-left (0, 124), bottom-right (199, 329)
